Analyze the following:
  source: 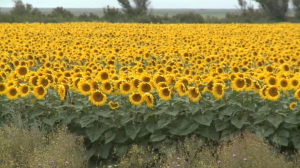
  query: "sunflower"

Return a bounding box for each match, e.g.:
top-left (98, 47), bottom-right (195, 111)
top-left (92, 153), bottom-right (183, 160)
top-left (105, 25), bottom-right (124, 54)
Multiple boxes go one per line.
top-left (109, 101), bottom-right (119, 110)
top-left (278, 78), bottom-right (289, 91)
top-left (231, 77), bottom-right (246, 92)
top-left (266, 76), bottom-right (277, 86)
top-left (188, 87), bottom-right (201, 103)
top-left (29, 75), bottom-right (39, 87)
top-left (6, 86), bottom-right (19, 100)
top-left (89, 90), bottom-right (107, 106)
top-left (37, 76), bottom-right (50, 89)
top-left (90, 80), bottom-right (99, 91)
top-left (212, 83), bottom-right (225, 100)
top-left (290, 78), bottom-right (300, 90)
top-left (175, 82), bottom-right (187, 97)
top-left (244, 77), bottom-right (254, 92)
top-left (58, 85), bottom-right (66, 101)
top-left (16, 66), bottom-right (29, 78)
top-left (120, 81), bottom-right (132, 95)
top-left (153, 74), bottom-right (166, 86)
top-left (130, 78), bottom-right (140, 91)
top-left (157, 82), bottom-right (168, 89)
top-left (19, 84), bottom-right (30, 98)
top-left (138, 82), bottom-right (154, 95)
top-left (97, 70), bottom-right (110, 82)
top-left (259, 85), bottom-right (268, 99)
top-left (295, 88), bottom-right (300, 102)
top-left (78, 80), bottom-right (92, 95)
top-left (158, 87), bottom-right (172, 101)
top-left (143, 92), bottom-right (154, 108)
top-left (0, 83), bottom-right (8, 95)
top-left (101, 81), bottom-right (113, 94)
top-left (140, 74), bottom-right (152, 83)
top-left (253, 80), bottom-right (261, 93)
top-left (129, 92), bottom-right (144, 106)
top-left (72, 77), bottom-right (82, 92)
top-left (266, 86), bottom-right (280, 101)
top-left (33, 85), bottom-right (47, 100)
top-left (290, 102), bottom-right (297, 111)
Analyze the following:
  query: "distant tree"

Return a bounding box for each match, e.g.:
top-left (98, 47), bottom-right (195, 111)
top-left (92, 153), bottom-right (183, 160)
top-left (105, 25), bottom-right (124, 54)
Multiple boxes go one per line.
top-left (102, 5), bottom-right (122, 22)
top-left (117, 0), bottom-right (151, 17)
top-left (10, 0), bottom-right (32, 15)
top-left (253, 0), bottom-right (289, 20)
top-left (237, 0), bottom-right (248, 13)
top-left (50, 7), bottom-right (74, 18)
top-left (293, 0), bottom-right (300, 18)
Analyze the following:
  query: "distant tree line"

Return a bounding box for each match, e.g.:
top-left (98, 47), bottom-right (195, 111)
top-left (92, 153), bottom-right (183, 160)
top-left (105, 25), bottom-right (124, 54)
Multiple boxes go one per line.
top-left (1, 0), bottom-right (300, 23)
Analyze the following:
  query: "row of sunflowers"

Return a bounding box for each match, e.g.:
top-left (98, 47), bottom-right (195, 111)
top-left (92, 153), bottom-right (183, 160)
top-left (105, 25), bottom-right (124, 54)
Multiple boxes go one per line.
top-left (1, 23), bottom-right (300, 110)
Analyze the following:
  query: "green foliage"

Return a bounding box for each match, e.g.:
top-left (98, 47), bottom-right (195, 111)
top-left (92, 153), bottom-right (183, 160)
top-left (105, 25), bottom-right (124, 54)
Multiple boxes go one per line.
top-left (293, 0), bottom-right (300, 19)
top-left (254, 0), bottom-right (289, 20)
top-left (117, 0), bottom-right (151, 17)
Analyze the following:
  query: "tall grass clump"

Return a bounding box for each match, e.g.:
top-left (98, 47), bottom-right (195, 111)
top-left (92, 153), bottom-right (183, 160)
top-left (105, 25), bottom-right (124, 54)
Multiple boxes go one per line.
top-left (0, 112), bottom-right (88, 168)
top-left (115, 131), bottom-right (300, 168)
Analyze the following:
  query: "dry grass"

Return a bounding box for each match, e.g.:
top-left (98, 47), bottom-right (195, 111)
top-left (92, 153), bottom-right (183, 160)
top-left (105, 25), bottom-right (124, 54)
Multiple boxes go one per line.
top-left (113, 131), bottom-right (300, 168)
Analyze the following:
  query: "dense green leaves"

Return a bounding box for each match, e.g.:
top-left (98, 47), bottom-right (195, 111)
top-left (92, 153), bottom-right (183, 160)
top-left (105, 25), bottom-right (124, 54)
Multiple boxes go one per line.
top-left (194, 113), bottom-right (213, 126)
top-left (267, 114), bottom-right (283, 128)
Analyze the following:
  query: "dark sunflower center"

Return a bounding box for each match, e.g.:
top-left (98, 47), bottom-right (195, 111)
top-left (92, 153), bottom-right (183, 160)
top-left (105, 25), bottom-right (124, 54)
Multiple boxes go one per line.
top-left (292, 80), bottom-right (298, 86)
top-left (82, 84), bottom-right (91, 92)
top-left (269, 78), bottom-right (276, 85)
top-left (142, 77), bottom-right (151, 82)
top-left (254, 82), bottom-right (261, 89)
top-left (233, 67), bottom-right (239, 72)
top-left (218, 68), bottom-right (223, 73)
top-left (122, 84), bottom-right (130, 91)
top-left (162, 88), bottom-right (170, 96)
top-left (134, 79), bottom-right (139, 88)
top-left (111, 103), bottom-right (118, 107)
top-left (190, 88), bottom-right (199, 98)
top-left (180, 84), bottom-right (186, 92)
top-left (216, 85), bottom-right (223, 95)
top-left (281, 80), bottom-right (288, 87)
top-left (41, 79), bottom-right (48, 86)
top-left (258, 62), bottom-right (262, 66)
top-left (291, 103), bottom-right (296, 109)
top-left (10, 88), bottom-right (17, 96)
top-left (156, 76), bottom-right (166, 84)
top-left (0, 84), bottom-right (5, 91)
top-left (93, 83), bottom-right (99, 90)
top-left (104, 83), bottom-right (111, 90)
top-left (269, 87), bottom-right (278, 97)
top-left (147, 95), bottom-right (153, 103)
top-left (101, 73), bottom-right (108, 80)
top-left (32, 76), bottom-right (38, 86)
top-left (37, 87), bottom-right (44, 95)
top-left (19, 67), bottom-right (27, 75)
top-left (245, 79), bottom-right (252, 87)
top-left (267, 66), bottom-right (273, 72)
top-left (93, 92), bottom-right (104, 102)
top-left (21, 86), bottom-right (28, 93)
top-left (236, 79), bottom-right (245, 88)
top-left (284, 65), bottom-right (289, 71)
top-left (142, 83), bottom-right (151, 92)
top-left (133, 94), bottom-right (142, 102)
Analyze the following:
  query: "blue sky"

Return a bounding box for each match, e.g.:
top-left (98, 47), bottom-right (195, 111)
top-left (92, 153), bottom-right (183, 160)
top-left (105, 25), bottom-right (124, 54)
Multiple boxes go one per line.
top-left (1, 0), bottom-right (260, 8)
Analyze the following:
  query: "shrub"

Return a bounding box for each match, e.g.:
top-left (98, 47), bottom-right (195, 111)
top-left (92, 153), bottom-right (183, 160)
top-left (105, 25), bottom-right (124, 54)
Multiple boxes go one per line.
top-left (0, 125), bottom-right (87, 168)
top-left (115, 131), bottom-right (297, 168)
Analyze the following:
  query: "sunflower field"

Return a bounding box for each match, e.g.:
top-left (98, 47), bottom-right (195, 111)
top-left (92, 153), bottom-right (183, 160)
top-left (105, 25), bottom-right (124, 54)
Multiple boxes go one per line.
top-left (1, 23), bottom-right (300, 160)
